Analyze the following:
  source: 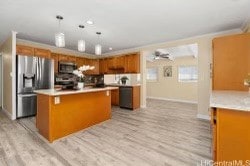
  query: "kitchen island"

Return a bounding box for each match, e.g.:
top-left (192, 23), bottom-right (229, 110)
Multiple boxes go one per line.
top-left (210, 90), bottom-right (250, 161)
top-left (35, 87), bottom-right (118, 142)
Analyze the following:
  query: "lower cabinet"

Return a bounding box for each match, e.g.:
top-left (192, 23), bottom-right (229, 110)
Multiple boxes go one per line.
top-left (111, 89), bottom-right (119, 106)
top-left (211, 108), bottom-right (250, 161)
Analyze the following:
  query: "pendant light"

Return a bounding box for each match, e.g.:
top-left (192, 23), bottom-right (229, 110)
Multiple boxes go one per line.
top-left (95, 32), bottom-right (102, 55)
top-left (78, 25), bottom-right (85, 52)
top-left (55, 15), bottom-right (65, 47)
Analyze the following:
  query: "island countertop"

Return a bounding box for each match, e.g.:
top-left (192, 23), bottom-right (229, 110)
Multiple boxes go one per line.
top-left (34, 87), bottom-right (118, 96)
top-left (210, 90), bottom-right (250, 112)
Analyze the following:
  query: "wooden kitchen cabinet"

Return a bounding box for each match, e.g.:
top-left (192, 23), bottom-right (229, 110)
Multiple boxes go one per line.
top-left (16, 45), bottom-right (34, 56)
top-left (213, 33), bottom-right (250, 91)
top-left (111, 89), bottom-right (119, 106)
top-left (211, 108), bottom-right (250, 161)
top-left (76, 57), bottom-right (86, 68)
top-left (85, 59), bottom-right (99, 75)
top-left (34, 48), bottom-right (51, 59)
top-left (125, 53), bottom-right (140, 73)
top-left (58, 54), bottom-right (68, 62)
top-left (50, 53), bottom-right (59, 74)
top-left (99, 58), bottom-right (108, 74)
top-left (58, 54), bottom-right (76, 63)
top-left (107, 56), bottom-right (125, 70)
top-left (67, 56), bottom-right (76, 63)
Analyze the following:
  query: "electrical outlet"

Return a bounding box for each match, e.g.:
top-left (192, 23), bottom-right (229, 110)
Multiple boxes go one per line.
top-left (54, 96), bottom-right (60, 104)
top-left (106, 91), bottom-right (109, 96)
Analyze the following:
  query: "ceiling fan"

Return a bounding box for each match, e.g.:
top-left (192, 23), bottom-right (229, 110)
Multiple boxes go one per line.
top-left (147, 50), bottom-right (174, 62)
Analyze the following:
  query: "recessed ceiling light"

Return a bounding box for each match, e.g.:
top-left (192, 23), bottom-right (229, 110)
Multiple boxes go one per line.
top-left (109, 47), bottom-right (113, 50)
top-left (86, 20), bottom-right (94, 25)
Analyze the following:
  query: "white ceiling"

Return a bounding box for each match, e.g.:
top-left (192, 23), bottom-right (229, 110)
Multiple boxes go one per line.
top-left (0, 0), bottom-right (250, 54)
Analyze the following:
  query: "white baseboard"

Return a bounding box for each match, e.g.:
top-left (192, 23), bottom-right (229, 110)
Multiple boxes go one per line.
top-left (1, 107), bottom-right (14, 120)
top-left (147, 96), bottom-right (197, 104)
top-left (196, 114), bottom-right (210, 121)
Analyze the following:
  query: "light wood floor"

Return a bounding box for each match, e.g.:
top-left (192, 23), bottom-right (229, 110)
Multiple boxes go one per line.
top-left (0, 99), bottom-right (211, 166)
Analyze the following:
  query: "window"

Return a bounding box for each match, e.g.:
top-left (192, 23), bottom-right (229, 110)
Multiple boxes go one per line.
top-left (147, 67), bottom-right (158, 82)
top-left (178, 66), bottom-right (198, 82)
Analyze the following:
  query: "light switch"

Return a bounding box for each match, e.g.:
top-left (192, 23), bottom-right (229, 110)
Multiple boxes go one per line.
top-left (106, 91), bottom-right (109, 96)
top-left (54, 96), bottom-right (60, 104)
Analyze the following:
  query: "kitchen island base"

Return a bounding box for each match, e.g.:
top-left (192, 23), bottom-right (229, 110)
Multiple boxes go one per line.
top-left (36, 90), bottom-right (112, 142)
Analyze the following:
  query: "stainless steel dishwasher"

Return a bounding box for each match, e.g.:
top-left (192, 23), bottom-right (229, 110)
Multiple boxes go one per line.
top-left (119, 86), bottom-right (133, 109)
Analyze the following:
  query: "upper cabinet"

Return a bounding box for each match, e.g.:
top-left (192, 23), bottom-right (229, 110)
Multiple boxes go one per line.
top-left (34, 48), bottom-right (51, 59)
top-left (212, 33), bottom-right (250, 91)
top-left (125, 53), bottom-right (140, 73)
top-left (103, 52), bottom-right (140, 74)
top-left (16, 45), bottom-right (34, 56)
top-left (16, 45), bottom-right (140, 75)
top-left (76, 57), bottom-right (86, 68)
top-left (107, 56), bottom-right (125, 70)
top-left (58, 54), bottom-right (76, 63)
top-left (99, 58), bottom-right (108, 74)
top-left (16, 45), bottom-right (51, 58)
top-left (85, 59), bottom-right (99, 75)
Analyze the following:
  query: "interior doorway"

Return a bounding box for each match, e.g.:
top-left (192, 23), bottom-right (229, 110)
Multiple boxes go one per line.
top-left (145, 43), bottom-right (198, 104)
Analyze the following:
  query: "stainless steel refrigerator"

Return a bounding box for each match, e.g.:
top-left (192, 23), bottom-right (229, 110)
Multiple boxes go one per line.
top-left (16, 55), bottom-right (54, 118)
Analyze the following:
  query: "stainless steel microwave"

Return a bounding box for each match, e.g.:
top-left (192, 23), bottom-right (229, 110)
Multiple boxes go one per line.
top-left (58, 61), bottom-right (77, 74)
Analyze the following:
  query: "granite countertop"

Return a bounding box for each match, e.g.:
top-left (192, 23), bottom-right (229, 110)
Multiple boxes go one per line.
top-left (210, 90), bottom-right (250, 112)
top-left (34, 87), bottom-right (118, 96)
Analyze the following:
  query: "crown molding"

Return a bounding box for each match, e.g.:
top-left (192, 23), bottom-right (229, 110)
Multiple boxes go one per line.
top-left (103, 28), bottom-right (242, 56)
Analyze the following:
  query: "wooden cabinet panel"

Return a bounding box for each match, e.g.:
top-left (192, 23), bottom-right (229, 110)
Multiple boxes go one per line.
top-left (107, 56), bottom-right (125, 70)
top-left (50, 53), bottom-right (59, 74)
top-left (216, 108), bottom-right (250, 161)
top-left (116, 56), bottom-right (125, 68)
top-left (107, 58), bottom-right (115, 69)
top-left (67, 56), bottom-right (76, 63)
top-left (85, 59), bottom-right (99, 75)
top-left (99, 59), bottom-right (108, 74)
top-left (58, 54), bottom-right (68, 62)
top-left (16, 45), bottom-right (34, 56)
top-left (111, 89), bottom-right (119, 106)
top-left (213, 33), bottom-right (250, 91)
top-left (76, 57), bottom-right (86, 68)
top-left (125, 53), bottom-right (140, 73)
top-left (34, 48), bottom-right (51, 59)
top-left (132, 86), bottom-right (140, 110)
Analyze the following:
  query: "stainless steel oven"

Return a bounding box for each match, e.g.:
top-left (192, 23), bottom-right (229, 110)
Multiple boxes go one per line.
top-left (59, 61), bottom-right (77, 74)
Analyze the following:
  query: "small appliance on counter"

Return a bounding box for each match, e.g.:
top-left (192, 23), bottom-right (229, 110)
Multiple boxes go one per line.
top-left (55, 73), bottom-right (78, 90)
top-left (16, 55), bottom-right (54, 118)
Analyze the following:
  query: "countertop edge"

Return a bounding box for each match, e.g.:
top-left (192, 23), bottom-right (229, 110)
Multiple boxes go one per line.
top-left (210, 90), bottom-right (250, 112)
top-left (34, 87), bottom-right (118, 96)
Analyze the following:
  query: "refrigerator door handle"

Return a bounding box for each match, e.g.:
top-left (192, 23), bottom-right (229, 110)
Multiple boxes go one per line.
top-left (18, 93), bottom-right (37, 97)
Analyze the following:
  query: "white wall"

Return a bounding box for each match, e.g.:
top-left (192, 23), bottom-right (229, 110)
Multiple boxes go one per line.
top-left (0, 31), bottom-right (17, 119)
top-left (146, 56), bottom-right (198, 103)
